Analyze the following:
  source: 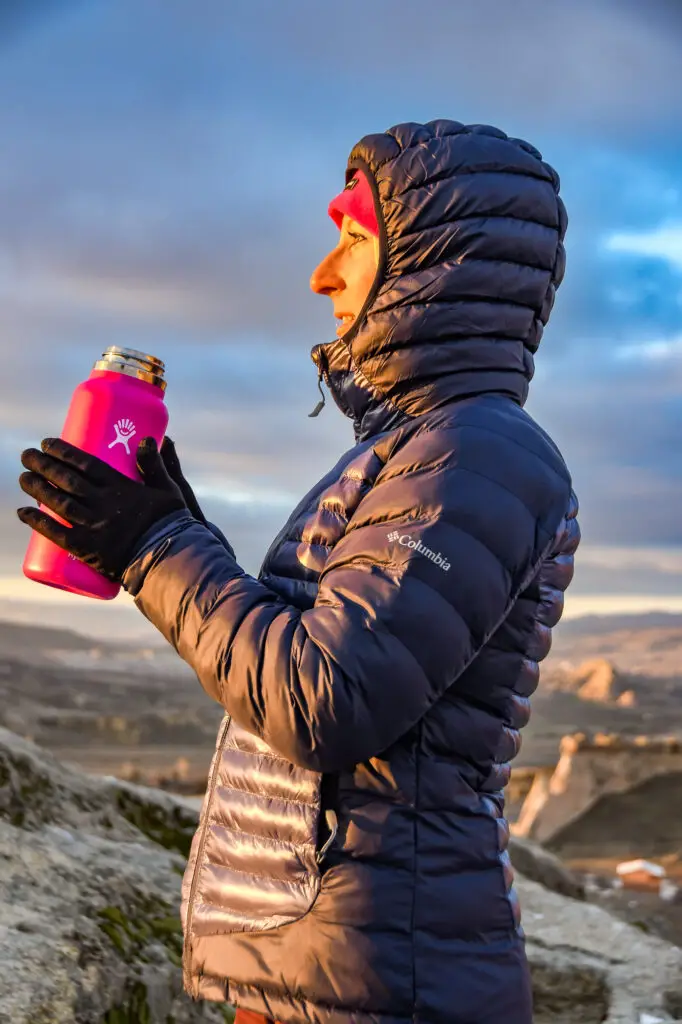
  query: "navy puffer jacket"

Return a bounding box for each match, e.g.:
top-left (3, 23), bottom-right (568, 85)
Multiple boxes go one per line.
top-left (123, 119), bottom-right (580, 1024)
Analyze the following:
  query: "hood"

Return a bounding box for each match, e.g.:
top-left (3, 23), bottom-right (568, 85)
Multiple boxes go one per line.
top-left (310, 118), bottom-right (567, 444)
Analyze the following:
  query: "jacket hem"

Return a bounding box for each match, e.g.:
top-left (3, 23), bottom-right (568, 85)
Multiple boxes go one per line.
top-left (205, 975), bottom-right (413, 1024)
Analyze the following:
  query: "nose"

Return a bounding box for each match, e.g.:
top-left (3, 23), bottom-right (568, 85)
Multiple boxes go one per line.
top-left (310, 249), bottom-right (344, 297)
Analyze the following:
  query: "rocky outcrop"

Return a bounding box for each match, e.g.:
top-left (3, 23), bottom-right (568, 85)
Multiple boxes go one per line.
top-left (522, 876), bottom-right (682, 1024)
top-left (1, 727), bottom-right (682, 1023)
top-left (573, 658), bottom-right (626, 703)
top-left (540, 657), bottom-right (631, 701)
top-left (545, 770), bottom-right (682, 860)
top-left (0, 727), bottom-right (226, 1024)
top-left (508, 833), bottom-right (585, 901)
top-left (514, 731), bottom-right (682, 849)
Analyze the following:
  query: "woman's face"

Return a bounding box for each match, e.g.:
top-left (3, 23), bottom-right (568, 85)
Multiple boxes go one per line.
top-left (310, 215), bottom-right (380, 337)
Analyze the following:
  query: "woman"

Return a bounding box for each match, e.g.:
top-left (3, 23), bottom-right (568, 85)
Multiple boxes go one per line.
top-left (18, 118), bottom-right (580, 1024)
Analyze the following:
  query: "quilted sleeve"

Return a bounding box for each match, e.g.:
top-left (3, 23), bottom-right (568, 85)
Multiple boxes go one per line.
top-left (122, 422), bottom-right (572, 772)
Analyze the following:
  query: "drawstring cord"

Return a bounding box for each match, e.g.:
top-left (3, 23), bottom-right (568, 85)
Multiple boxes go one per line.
top-left (308, 364), bottom-right (327, 418)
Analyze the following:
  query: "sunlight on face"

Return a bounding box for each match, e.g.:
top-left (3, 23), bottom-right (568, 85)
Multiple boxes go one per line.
top-left (310, 215), bottom-right (380, 336)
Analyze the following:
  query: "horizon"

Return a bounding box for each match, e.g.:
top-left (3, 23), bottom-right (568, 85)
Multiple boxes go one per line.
top-left (1, 594), bottom-right (681, 647)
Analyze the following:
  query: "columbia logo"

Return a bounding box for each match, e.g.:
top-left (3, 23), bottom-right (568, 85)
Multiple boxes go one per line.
top-left (386, 530), bottom-right (451, 571)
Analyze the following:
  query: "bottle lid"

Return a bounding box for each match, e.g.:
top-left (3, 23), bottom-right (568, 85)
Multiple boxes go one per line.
top-left (94, 346), bottom-right (166, 391)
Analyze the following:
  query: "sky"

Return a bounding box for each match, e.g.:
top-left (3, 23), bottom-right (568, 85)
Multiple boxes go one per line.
top-left (0, 0), bottom-right (680, 639)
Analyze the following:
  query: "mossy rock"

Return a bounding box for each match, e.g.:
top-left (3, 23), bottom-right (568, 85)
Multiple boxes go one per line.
top-left (102, 980), bottom-right (152, 1023)
top-left (96, 896), bottom-right (183, 967)
top-left (114, 788), bottom-right (195, 858)
top-left (0, 739), bottom-right (106, 829)
top-left (0, 748), bottom-right (58, 828)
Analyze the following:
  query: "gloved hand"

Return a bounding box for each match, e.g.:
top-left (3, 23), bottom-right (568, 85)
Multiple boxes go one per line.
top-left (160, 436), bottom-right (207, 524)
top-left (17, 436), bottom-right (187, 582)
top-left (161, 436), bottom-right (236, 558)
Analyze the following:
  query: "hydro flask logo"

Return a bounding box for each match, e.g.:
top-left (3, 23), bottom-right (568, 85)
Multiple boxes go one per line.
top-left (387, 530), bottom-right (451, 571)
top-left (108, 418), bottom-right (137, 455)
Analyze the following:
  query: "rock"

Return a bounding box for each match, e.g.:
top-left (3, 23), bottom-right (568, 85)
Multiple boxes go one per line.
top-left (0, 725), bottom-right (199, 855)
top-left (546, 771), bottom-right (682, 860)
top-left (518, 874), bottom-right (682, 1023)
top-left (0, 727), bottom-right (228, 1023)
top-left (514, 731), bottom-right (682, 852)
top-left (574, 658), bottom-right (624, 703)
top-left (617, 689), bottom-right (637, 708)
top-left (508, 834), bottom-right (585, 900)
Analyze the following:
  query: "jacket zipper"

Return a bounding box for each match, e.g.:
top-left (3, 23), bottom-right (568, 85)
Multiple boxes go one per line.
top-left (316, 772), bottom-right (341, 865)
top-left (182, 713), bottom-right (231, 996)
top-left (316, 808), bottom-right (338, 865)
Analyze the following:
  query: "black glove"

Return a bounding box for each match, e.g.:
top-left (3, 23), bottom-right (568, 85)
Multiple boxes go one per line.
top-left (17, 436), bottom-right (187, 582)
top-left (160, 436), bottom-right (206, 524)
top-left (161, 436), bottom-right (236, 558)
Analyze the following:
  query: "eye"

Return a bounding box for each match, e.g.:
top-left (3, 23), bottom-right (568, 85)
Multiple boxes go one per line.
top-left (348, 230), bottom-right (367, 246)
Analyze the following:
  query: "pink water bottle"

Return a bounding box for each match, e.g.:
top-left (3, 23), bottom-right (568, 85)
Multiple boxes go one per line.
top-left (22, 346), bottom-right (169, 600)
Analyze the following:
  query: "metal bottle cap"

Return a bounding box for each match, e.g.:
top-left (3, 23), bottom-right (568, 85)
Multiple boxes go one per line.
top-left (93, 346), bottom-right (166, 391)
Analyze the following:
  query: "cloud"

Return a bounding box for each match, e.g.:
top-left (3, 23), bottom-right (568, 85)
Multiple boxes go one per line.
top-left (134, 0), bottom-right (682, 143)
top-left (564, 593), bottom-right (682, 618)
top-left (605, 222), bottom-right (682, 270)
top-left (527, 347), bottom-right (682, 548)
top-left (615, 335), bottom-right (682, 362)
top-left (577, 546), bottom-right (682, 575)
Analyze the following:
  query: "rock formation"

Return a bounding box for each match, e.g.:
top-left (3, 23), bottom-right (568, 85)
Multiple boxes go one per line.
top-left (1, 727), bottom-right (682, 1023)
top-left (0, 726), bottom-right (228, 1023)
top-left (573, 658), bottom-right (626, 703)
top-left (544, 770), bottom-right (682, 860)
top-left (514, 731), bottom-right (682, 854)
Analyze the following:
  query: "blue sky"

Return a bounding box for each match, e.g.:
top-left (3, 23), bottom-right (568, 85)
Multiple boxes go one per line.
top-left (0, 0), bottom-right (681, 637)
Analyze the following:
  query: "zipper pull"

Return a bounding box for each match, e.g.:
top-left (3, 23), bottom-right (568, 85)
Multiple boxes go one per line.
top-left (316, 808), bottom-right (338, 864)
top-left (308, 363), bottom-right (327, 418)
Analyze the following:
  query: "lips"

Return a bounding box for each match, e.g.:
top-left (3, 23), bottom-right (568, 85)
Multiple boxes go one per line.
top-left (335, 313), bottom-right (355, 336)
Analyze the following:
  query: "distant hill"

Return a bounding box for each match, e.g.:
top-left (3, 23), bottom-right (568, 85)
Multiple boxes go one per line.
top-left (1, 607), bottom-right (680, 651)
top-left (0, 618), bottom-right (153, 666)
top-left (557, 611), bottom-right (682, 638)
top-left (0, 596), bottom-right (160, 646)
top-left (549, 620), bottom-right (682, 679)
top-left (0, 620), bottom-right (107, 659)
